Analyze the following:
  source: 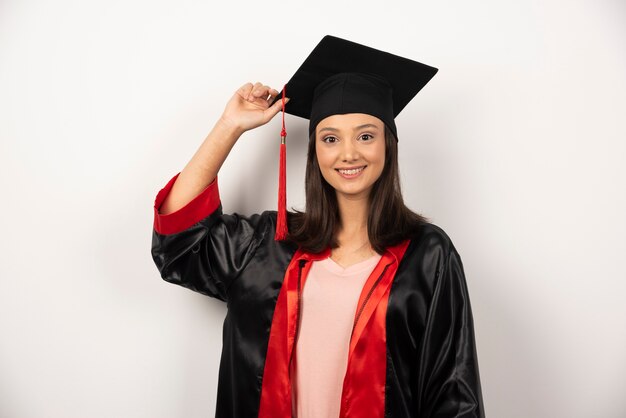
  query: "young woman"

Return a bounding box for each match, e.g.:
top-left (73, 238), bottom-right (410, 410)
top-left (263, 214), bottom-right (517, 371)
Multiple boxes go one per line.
top-left (152, 36), bottom-right (484, 418)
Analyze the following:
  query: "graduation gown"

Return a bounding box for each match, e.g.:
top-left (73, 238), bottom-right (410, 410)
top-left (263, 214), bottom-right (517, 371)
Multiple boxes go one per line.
top-left (151, 172), bottom-right (485, 418)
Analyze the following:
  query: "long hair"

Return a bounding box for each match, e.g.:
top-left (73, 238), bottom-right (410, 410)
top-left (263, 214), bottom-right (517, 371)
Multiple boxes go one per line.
top-left (287, 125), bottom-right (429, 254)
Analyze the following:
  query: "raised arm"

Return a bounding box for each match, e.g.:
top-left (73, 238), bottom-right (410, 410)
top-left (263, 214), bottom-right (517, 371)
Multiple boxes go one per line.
top-left (159, 82), bottom-right (287, 215)
top-left (151, 82), bottom-right (288, 302)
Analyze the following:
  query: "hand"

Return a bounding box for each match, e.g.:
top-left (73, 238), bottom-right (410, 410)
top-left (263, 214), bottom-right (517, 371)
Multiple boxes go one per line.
top-left (219, 82), bottom-right (289, 134)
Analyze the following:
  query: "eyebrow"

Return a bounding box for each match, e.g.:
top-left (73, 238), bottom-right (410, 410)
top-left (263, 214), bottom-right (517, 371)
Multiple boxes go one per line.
top-left (318, 123), bottom-right (380, 133)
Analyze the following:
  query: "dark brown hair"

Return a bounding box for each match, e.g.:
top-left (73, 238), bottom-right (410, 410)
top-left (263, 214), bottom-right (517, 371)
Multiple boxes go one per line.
top-left (287, 124), bottom-right (429, 253)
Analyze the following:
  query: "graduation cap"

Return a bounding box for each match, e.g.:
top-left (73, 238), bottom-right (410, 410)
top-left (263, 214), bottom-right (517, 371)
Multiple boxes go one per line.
top-left (271, 35), bottom-right (438, 241)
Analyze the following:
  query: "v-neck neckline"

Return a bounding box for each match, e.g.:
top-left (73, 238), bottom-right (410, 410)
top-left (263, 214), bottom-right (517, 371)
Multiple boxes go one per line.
top-left (322, 253), bottom-right (382, 276)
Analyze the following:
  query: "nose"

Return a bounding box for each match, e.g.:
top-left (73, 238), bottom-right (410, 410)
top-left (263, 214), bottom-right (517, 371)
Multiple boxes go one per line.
top-left (340, 139), bottom-right (360, 162)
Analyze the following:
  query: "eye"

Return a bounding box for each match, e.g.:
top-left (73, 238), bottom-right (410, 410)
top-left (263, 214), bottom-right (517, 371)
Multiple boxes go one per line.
top-left (322, 136), bottom-right (338, 143)
top-left (359, 133), bottom-right (374, 141)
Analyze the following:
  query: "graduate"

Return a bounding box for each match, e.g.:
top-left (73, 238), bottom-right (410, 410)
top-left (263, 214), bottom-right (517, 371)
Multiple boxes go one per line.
top-left (151, 35), bottom-right (485, 418)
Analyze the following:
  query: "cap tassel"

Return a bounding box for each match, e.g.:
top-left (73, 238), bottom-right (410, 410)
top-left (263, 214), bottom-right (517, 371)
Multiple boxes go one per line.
top-left (274, 85), bottom-right (288, 241)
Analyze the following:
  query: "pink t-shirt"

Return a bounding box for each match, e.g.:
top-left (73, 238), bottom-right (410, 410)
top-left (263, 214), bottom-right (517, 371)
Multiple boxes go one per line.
top-left (290, 253), bottom-right (382, 418)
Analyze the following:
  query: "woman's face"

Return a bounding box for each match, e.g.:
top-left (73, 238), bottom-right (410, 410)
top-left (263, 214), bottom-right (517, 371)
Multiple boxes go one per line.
top-left (315, 113), bottom-right (386, 201)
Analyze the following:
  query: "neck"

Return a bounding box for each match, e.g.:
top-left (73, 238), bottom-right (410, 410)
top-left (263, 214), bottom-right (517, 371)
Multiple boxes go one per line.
top-left (336, 192), bottom-right (369, 246)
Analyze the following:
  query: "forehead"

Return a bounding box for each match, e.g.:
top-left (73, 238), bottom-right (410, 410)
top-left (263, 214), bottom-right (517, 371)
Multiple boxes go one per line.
top-left (316, 113), bottom-right (384, 133)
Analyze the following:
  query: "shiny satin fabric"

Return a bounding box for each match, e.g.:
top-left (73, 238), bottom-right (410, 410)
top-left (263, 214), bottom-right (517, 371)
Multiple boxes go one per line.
top-left (151, 175), bottom-right (484, 417)
top-left (339, 240), bottom-right (410, 418)
top-left (258, 241), bottom-right (412, 418)
top-left (384, 227), bottom-right (484, 417)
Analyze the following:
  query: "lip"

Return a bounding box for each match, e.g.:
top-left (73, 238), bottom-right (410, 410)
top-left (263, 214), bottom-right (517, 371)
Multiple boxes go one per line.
top-left (335, 165), bottom-right (366, 179)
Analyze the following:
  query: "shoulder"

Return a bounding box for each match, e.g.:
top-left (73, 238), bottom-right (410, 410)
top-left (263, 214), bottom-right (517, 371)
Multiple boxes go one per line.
top-left (209, 209), bottom-right (299, 242)
top-left (205, 209), bottom-right (298, 255)
top-left (409, 221), bottom-right (457, 256)
top-left (397, 221), bottom-right (464, 274)
top-left (202, 209), bottom-right (278, 243)
top-left (400, 222), bottom-right (469, 294)
top-left (249, 210), bottom-right (299, 251)
top-left (207, 209), bottom-right (276, 227)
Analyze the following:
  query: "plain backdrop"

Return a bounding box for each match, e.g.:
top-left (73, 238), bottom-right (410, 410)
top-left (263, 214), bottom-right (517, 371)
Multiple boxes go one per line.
top-left (1, 0), bottom-right (625, 417)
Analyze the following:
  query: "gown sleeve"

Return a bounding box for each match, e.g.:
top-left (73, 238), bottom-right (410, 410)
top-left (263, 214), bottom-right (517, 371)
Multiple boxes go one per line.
top-left (416, 243), bottom-right (485, 417)
top-left (150, 172), bottom-right (270, 303)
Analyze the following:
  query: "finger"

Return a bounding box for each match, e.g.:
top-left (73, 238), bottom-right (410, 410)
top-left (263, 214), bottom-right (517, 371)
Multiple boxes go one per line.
top-left (262, 85), bottom-right (278, 101)
top-left (267, 88), bottom-right (284, 107)
top-left (237, 83), bottom-right (254, 101)
top-left (263, 97), bottom-right (290, 122)
top-left (250, 83), bottom-right (276, 102)
top-left (247, 82), bottom-right (264, 101)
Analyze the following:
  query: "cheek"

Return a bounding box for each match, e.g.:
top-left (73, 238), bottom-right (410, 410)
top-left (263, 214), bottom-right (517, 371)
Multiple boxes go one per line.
top-left (367, 143), bottom-right (385, 164)
top-left (315, 145), bottom-right (335, 169)
top-left (369, 143), bottom-right (386, 177)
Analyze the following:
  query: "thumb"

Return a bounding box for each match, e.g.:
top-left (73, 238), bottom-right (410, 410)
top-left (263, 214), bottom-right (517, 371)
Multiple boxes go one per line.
top-left (265, 97), bottom-right (290, 121)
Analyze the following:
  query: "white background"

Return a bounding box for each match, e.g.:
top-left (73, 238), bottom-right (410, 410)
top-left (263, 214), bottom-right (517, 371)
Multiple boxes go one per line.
top-left (1, 0), bottom-right (625, 417)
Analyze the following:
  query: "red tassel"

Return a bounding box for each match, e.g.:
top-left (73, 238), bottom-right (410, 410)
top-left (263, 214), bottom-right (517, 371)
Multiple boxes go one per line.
top-left (274, 85), bottom-right (288, 241)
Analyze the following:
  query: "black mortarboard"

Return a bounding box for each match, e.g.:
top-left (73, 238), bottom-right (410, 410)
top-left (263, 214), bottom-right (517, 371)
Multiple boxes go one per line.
top-left (271, 35), bottom-right (438, 241)
top-left (270, 34), bottom-right (438, 140)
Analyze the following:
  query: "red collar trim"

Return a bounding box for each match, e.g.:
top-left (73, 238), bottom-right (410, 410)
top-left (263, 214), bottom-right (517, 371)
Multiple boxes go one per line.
top-left (258, 239), bottom-right (412, 418)
top-left (294, 239), bottom-right (409, 263)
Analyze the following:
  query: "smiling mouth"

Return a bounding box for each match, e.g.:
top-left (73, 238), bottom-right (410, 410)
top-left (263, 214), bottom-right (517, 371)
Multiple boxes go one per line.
top-left (336, 166), bottom-right (366, 177)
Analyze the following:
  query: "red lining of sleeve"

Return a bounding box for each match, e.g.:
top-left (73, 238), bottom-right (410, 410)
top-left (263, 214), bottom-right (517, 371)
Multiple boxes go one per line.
top-left (153, 172), bottom-right (221, 235)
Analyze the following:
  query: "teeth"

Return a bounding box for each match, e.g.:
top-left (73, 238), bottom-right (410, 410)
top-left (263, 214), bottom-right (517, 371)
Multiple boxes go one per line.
top-left (338, 167), bottom-right (364, 175)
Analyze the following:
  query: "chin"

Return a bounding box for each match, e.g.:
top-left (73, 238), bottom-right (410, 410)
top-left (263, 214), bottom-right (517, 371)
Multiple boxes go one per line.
top-left (335, 186), bottom-right (374, 199)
